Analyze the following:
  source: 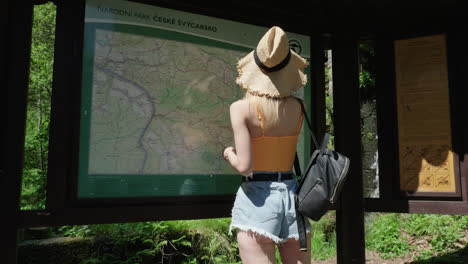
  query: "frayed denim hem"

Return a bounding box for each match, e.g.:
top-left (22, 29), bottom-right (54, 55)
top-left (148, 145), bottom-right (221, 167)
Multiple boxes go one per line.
top-left (229, 223), bottom-right (312, 244)
top-left (277, 229), bottom-right (312, 244)
top-left (229, 223), bottom-right (283, 243)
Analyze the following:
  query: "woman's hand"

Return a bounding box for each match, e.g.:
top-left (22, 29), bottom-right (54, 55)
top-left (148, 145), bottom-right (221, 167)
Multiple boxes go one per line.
top-left (223, 147), bottom-right (236, 161)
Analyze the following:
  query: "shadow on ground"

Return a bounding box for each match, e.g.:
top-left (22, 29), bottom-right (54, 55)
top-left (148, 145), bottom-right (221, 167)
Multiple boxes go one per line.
top-left (410, 245), bottom-right (468, 264)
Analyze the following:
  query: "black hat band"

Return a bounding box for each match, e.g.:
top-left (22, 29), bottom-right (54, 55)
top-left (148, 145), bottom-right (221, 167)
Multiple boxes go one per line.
top-left (253, 48), bottom-right (291, 73)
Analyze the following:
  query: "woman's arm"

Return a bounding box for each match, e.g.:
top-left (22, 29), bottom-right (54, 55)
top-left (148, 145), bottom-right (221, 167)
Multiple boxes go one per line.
top-left (223, 100), bottom-right (252, 176)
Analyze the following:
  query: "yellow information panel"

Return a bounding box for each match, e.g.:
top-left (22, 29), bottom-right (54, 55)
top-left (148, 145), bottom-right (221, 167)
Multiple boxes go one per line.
top-left (394, 34), bottom-right (456, 193)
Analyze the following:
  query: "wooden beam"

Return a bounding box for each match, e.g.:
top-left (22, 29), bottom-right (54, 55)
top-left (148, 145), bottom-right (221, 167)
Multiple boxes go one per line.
top-left (2, 1), bottom-right (34, 264)
top-left (18, 202), bottom-right (232, 227)
top-left (332, 33), bottom-right (365, 263)
top-left (365, 199), bottom-right (468, 215)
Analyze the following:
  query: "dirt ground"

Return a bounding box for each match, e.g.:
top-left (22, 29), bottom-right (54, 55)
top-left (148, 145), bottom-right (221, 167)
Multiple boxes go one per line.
top-left (313, 250), bottom-right (413, 264)
top-left (312, 229), bottom-right (468, 263)
top-left (313, 249), bottom-right (468, 264)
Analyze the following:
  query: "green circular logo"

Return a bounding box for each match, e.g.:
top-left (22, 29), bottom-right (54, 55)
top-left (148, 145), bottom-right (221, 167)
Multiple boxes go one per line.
top-left (289, 39), bottom-right (302, 55)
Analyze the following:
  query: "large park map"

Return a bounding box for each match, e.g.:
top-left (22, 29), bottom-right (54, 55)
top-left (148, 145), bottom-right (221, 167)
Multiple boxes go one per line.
top-left (79, 0), bottom-right (309, 197)
top-left (87, 28), bottom-right (245, 175)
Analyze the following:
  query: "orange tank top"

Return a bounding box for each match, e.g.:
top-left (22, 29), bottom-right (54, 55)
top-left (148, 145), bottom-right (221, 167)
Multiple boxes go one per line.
top-left (251, 103), bottom-right (304, 172)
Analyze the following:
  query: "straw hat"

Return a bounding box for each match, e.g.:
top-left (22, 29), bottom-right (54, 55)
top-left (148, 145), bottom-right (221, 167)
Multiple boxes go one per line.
top-left (236, 26), bottom-right (308, 98)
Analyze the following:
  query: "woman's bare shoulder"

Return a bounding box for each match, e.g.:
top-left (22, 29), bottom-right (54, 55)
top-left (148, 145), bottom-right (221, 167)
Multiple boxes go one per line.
top-left (229, 99), bottom-right (250, 113)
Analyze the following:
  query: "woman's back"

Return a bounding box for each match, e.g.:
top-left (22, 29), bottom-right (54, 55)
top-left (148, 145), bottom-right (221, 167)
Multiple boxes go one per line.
top-left (244, 97), bottom-right (303, 138)
top-left (239, 96), bottom-right (303, 172)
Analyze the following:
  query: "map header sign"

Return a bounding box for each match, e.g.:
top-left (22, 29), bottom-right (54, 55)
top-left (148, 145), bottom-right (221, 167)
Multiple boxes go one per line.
top-left (78, 0), bottom-right (311, 198)
top-left (84, 0), bottom-right (311, 56)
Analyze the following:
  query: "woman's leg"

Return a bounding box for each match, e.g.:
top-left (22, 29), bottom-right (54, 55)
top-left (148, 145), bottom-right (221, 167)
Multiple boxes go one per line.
top-left (237, 230), bottom-right (277, 264)
top-left (278, 233), bottom-right (312, 264)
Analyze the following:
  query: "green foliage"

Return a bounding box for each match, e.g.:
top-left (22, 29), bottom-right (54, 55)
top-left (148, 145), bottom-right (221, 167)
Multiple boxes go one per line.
top-left (365, 213), bottom-right (468, 260)
top-left (60, 219), bottom-right (240, 264)
top-left (404, 214), bottom-right (466, 253)
top-left (414, 249), bottom-right (434, 261)
top-left (21, 2), bottom-right (56, 209)
top-left (365, 213), bottom-right (411, 259)
top-left (325, 95), bottom-right (335, 149)
top-left (61, 222), bottom-right (188, 264)
top-left (28, 213), bottom-right (468, 262)
top-left (412, 246), bottom-right (468, 264)
top-left (22, 112), bottom-right (50, 209)
top-left (168, 219), bottom-right (239, 264)
top-left (358, 40), bottom-right (376, 103)
top-left (359, 71), bottom-right (375, 89)
top-left (59, 217), bottom-right (339, 263)
top-left (311, 211), bottom-right (336, 260)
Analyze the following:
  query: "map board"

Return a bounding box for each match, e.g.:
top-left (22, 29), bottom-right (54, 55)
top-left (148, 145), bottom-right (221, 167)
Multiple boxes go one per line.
top-left (394, 34), bottom-right (456, 193)
top-left (78, 0), bottom-right (311, 198)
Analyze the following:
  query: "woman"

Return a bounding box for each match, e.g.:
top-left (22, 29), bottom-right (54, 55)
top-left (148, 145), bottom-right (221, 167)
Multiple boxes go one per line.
top-left (223, 26), bottom-right (311, 264)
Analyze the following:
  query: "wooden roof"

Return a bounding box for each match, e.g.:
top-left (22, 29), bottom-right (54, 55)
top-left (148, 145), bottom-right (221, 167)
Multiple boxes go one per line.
top-left (135, 0), bottom-right (465, 35)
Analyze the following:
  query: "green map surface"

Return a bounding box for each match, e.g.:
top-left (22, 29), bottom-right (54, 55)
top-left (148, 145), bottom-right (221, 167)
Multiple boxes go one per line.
top-left (88, 27), bottom-right (245, 175)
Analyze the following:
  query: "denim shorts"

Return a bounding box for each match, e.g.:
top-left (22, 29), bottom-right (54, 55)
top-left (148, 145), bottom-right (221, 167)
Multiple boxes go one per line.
top-left (229, 178), bottom-right (311, 243)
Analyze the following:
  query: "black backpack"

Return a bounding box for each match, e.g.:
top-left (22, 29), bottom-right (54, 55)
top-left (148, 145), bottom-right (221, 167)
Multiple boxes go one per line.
top-left (293, 98), bottom-right (350, 251)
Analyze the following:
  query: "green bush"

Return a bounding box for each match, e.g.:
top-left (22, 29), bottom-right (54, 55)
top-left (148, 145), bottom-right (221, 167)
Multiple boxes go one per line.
top-left (311, 211), bottom-right (337, 260)
top-left (365, 213), bottom-right (411, 259)
top-left (60, 219), bottom-right (240, 264)
top-left (365, 213), bottom-right (468, 260)
top-left (405, 214), bottom-right (466, 253)
top-left (38, 213), bottom-right (468, 262)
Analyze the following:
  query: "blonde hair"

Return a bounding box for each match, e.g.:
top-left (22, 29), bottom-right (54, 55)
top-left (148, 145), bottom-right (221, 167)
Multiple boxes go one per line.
top-left (244, 92), bottom-right (288, 129)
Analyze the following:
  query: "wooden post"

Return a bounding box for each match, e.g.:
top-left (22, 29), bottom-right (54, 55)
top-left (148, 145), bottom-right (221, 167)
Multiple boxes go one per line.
top-left (2, 1), bottom-right (34, 264)
top-left (374, 36), bottom-right (399, 200)
top-left (332, 33), bottom-right (366, 263)
top-left (309, 35), bottom-right (326, 147)
top-left (446, 27), bottom-right (468, 203)
top-left (45, 0), bottom-right (84, 213)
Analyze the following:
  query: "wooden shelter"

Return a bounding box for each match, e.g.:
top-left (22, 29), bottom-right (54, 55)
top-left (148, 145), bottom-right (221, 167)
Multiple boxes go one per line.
top-left (3, 0), bottom-right (467, 263)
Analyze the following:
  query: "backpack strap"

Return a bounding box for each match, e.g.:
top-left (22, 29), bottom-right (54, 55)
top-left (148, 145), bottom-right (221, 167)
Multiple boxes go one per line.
top-left (293, 97), bottom-right (319, 149)
top-left (293, 97), bottom-right (319, 252)
top-left (295, 112), bottom-right (304, 136)
top-left (296, 202), bottom-right (308, 251)
top-left (293, 154), bottom-right (301, 179)
top-left (320, 133), bottom-right (331, 154)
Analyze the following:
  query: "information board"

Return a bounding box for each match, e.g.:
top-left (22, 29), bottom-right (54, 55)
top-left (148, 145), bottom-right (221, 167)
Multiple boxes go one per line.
top-left (394, 34), bottom-right (456, 193)
top-left (78, 0), bottom-right (311, 198)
